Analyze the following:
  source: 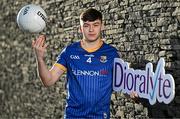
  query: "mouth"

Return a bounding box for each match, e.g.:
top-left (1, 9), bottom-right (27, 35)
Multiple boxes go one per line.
top-left (88, 34), bottom-right (96, 36)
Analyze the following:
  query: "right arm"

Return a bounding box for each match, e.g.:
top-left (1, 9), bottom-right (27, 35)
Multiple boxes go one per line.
top-left (32, 35), bottom-right (64, 87)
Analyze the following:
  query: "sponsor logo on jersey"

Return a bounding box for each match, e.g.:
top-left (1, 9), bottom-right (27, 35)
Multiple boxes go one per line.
top-left (72, 69), bottom-right (108, 76)
top-left (84, 54), bottom-right (94, 57)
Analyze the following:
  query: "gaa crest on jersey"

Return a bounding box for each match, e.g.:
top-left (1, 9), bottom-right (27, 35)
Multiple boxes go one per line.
top-left (100, 55), bottom-right (107, 63)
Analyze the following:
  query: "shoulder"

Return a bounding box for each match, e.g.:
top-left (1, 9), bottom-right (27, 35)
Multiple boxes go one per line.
top-left (67, 41), bottom-right (80, 48)
top-left (62, 41), bottom-right (80, 53)
top-left (103, 41), bottom-right (118, 52)
top-left (102, 41), bottom-right (120, 58)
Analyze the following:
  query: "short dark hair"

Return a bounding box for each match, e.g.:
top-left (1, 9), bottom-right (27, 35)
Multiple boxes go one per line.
top-left (80, 8), bottom-right (102, 22)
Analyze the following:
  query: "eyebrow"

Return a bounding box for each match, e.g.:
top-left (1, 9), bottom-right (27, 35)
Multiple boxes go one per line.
top-left (83, 22), bottom-right (101, 25)
top-left (94, 22), bottom-right (100, 24)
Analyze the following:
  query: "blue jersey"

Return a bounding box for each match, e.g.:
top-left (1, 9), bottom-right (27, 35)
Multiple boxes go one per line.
top-left (55, 41), bottom-right (119, 119)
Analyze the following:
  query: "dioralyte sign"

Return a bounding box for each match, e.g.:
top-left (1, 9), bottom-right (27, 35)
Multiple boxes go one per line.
top-left (113, 58), bottom-right (175, 105)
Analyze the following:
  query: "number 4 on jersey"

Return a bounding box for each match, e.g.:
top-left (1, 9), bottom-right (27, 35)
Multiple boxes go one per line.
top-left (86, 57), bottom-right (92, 63)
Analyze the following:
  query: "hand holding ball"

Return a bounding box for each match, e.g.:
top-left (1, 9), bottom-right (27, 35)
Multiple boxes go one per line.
top-left (16, 4), bottom-right (47, 33)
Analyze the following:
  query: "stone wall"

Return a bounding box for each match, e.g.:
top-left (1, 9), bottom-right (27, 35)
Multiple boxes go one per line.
top-left (0, 0), bottom-right (180, 118)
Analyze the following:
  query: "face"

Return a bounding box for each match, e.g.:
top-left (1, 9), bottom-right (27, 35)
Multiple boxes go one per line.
top-left (80, 19), bottom-right (104, 42)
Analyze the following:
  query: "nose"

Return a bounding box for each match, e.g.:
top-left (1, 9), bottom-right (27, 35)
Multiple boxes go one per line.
top-left (89, 25), bottom-right (94, 32)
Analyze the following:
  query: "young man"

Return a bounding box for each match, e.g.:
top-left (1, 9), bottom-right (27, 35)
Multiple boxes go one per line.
top-left (32, 8), bottom-right (137, 118)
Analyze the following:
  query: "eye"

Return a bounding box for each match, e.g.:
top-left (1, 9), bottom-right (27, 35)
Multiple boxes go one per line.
top-left (83, 24), bottom-right (89, 27)
top-left (94, 23), bottom-right (100, 27)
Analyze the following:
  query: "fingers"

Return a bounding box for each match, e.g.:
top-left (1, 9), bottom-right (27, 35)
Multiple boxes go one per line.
top-left (32, 40), bottom-right (35, 48)
top-left (39, 35), bottom-right (46, 47)
top-left (43, 43), bottom-right (48, 49)
top-left (36, 35), bottom-right (45, 48)
top-left (32, 35), bottom-right (46, 48)
top-left (130, 91), bottom-right (138, 98)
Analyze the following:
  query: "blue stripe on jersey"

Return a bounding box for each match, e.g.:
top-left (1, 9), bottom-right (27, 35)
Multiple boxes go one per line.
top-left (56, 41), bottom-right (119, 119)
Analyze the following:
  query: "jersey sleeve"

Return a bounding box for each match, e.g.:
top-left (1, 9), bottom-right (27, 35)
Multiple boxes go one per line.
top-left (54, 47), bottom-right (67, 71)
top-left (114, 48), bottom-right (120, 58)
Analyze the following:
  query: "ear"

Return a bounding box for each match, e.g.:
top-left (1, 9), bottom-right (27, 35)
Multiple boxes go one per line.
top-left (101, 22), bottom-right (104, 31)
top-left (78, 25), bottom-right (82, 33)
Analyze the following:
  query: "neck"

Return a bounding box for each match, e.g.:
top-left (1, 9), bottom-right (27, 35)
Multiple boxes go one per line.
top-left (81, 38), bottom-right (103, 52)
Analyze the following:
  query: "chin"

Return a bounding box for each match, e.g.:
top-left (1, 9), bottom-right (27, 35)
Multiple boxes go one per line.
top-left (88, 39), bottom-right (98, 42)
top-left (87, 37), bottom-right (99, 41)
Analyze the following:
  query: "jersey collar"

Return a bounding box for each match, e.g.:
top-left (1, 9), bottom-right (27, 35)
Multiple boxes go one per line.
top-left (80, 40), bottom-right (103, 53)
